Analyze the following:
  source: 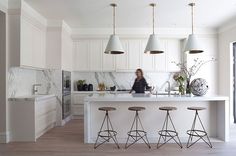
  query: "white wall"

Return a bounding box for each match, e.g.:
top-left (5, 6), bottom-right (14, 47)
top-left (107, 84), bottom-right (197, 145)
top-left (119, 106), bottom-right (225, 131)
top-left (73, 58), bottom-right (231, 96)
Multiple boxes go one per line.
top-left (218, 26), bottom-right (236, 123)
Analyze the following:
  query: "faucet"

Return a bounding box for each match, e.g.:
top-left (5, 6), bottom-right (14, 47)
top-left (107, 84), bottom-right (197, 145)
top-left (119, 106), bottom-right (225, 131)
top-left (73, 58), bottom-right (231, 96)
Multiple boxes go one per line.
top-left (161, 81), bottom-right (171, 96)
top-left (33, 84), bottom-right (42, 95)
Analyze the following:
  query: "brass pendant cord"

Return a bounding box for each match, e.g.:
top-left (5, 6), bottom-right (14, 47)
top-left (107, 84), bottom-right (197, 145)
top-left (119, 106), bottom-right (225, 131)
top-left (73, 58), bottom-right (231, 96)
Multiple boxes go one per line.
top-left (112, 4), bottom-right (116, 35)
top-left (152, 4), bottom-right (155, 34)
top-left (190, 3), bottom-right (195, 34)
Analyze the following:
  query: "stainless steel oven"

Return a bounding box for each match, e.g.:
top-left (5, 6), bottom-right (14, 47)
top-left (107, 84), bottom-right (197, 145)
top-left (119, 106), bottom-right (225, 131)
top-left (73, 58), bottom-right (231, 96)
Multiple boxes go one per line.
top-left (62, 71), bottom-right (71, 119)
top-left (62, 93), bottom-right (71, 119)
top-left (62, 71), bottom-right (71, 93)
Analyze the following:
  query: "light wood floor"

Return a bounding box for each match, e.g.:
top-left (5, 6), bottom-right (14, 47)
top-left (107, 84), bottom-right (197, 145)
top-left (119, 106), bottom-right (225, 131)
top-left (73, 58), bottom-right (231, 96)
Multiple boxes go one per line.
top-left (1, 119), bottom-right (236, 156)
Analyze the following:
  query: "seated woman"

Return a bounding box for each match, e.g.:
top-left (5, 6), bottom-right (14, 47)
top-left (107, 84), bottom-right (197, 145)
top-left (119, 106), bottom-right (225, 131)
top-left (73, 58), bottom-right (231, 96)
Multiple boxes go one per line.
top-left (130, 68), bottom-right (151, 93)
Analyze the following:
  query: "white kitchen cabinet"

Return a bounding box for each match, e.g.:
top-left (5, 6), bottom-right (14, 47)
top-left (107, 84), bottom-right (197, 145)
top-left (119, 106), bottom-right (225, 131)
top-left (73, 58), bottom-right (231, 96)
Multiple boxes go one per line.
top-left (20, 19), bottom-right (33, 67)
top-left (61, 28), bottom-right (73, 71)
top-left (32, 26), bottom-right (45, 68)
top-left (9, 96), bottom-right (57, 142)
top-left (102, 40), bottom-right (116, 71)
top-left (73, 40), bottom-right (90, 71)
top-left (72, 93), bottom-right (91, 116)
top-left (72, 38), bottom-right (182, 72)
top-left (89, 40), bottom-right (102, 71)
top-left (128, 40), bottom-right (141, 70)
top-left (140, 40), bottom-right (155, 72)
top-left (20, 17), bottom-right (46, 68)
top-left (115, 40), bottom-right (129, 71)
top-left (154, 40), bottom-right (167, 72)
top-left (166, 39), bottom-right (182, 72)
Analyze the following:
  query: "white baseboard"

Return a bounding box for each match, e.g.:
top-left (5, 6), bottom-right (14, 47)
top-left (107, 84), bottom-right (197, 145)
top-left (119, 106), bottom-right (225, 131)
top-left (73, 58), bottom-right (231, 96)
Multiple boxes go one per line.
top-left (72, 115), bottom-right (84, 119)
top-left (0, 131), bottom-right (10, 143)
top-left (61, 115), bottom-right (72, 126)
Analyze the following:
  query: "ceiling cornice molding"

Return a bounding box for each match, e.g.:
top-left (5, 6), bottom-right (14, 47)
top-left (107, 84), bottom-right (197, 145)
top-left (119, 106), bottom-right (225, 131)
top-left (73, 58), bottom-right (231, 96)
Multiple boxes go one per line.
top-left (0, 0), bottom-right (7, 13)
top-left (47, 20), bottom-right (63, 28)
top-left (218, 20), bottom-right (236, 34)
top-left (21, 0), bottom-right (47, 26)
top-left (71, 27), bottom-right (217, 37)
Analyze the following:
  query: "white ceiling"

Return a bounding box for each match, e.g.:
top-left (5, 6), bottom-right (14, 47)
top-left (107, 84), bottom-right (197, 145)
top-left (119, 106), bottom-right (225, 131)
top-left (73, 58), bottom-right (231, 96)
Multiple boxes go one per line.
top-left (24, 0), bottom-right (236, 29)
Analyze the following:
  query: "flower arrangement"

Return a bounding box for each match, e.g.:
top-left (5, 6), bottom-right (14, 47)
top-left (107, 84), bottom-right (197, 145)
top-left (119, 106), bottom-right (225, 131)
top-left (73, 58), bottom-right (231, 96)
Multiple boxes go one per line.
top-left (173, 73), bottom-right (186, 95)
top-left (172, 57), bottom-right (216, 94)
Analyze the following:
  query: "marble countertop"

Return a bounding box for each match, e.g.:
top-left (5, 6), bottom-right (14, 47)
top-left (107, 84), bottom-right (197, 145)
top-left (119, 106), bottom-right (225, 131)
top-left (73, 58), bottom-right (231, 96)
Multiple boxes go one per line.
top-left (84, 93), bottom-right (229, 102)
top-left (9, 94), bottom-right (56, 101)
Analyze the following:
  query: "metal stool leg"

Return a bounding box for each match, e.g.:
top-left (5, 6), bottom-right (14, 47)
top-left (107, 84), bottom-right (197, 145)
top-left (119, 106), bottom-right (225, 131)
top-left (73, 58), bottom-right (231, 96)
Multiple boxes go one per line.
top-left (94, 111), bottom-right (120, 149)
top-left (125, 111), bottom-right (151, 149)
top-left (187, 110), bottom-right (212, 148)
top-left (157, 110), bottom-right (182, 149)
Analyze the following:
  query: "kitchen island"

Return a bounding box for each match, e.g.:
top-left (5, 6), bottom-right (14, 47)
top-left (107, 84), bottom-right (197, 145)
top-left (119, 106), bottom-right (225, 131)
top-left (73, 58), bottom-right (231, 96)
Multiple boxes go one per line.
top-left (84, 94), bottom-right (229, 143)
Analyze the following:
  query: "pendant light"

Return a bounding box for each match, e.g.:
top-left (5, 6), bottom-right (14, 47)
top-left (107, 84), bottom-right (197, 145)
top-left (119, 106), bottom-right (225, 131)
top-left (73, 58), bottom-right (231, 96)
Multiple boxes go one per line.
top-left (144, 3), bottom-right (164, 54)
top-left (104, 3), bottom-right (124, 54)
top-left (184, 3), bottom-right (203, 54)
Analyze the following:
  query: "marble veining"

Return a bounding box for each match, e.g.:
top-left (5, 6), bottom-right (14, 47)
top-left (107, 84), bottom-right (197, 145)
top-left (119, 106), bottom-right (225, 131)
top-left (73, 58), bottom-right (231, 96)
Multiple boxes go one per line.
top-left (72, 72), bottom-right (177, 92)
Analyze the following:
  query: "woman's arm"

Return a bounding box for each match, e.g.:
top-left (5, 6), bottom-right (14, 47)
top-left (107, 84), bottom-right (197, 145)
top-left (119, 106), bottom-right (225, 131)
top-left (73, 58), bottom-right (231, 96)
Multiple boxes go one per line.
top-left (144, 78), bottom-right (151, 91)
top-left (130, 80), bottom-right (135, 93)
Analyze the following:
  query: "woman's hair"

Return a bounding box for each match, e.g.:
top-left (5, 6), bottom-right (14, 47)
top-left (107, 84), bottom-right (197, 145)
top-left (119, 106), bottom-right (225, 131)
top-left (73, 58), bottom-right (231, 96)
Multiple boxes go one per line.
top-left (136, 68), bottom-right (144, 77)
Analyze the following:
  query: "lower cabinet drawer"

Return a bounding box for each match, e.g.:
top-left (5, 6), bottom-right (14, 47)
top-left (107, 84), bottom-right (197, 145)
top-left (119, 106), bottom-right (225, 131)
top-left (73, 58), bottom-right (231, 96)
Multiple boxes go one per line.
top-left (72, 104), bottom-right (84, 116)
top-left (35, 98), bottom-right (57, 116)
top-left (35, 110), bottom-right (56, 137)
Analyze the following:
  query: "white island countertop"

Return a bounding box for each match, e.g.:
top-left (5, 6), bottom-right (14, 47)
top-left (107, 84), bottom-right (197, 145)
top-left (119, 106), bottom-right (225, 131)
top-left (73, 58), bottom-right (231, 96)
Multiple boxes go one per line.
top-left (84, 93), bottom-right (228, 102)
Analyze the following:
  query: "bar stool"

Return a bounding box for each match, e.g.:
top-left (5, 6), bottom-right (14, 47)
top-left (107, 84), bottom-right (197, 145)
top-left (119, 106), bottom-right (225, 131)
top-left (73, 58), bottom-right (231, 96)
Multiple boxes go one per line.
top-left (125, 106), bottom-right (151, 149)
top-left (157, 107), bottom-right (182, 148)
top-left (186, 107), bottom-right (212, 148)
top-left (94, 107), bottom-right (120, 149)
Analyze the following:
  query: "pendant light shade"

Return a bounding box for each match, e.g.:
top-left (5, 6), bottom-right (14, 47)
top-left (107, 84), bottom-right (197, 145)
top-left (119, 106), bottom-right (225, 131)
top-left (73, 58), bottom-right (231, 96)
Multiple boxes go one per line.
top-left (144, 3), bottom-right (164, 54)
top-left (104, 3), bottom-right (124, 54)
top-left (105, 34), bottom-right (124, 54)
top-left (145, 34), bottom-right (163, 54)
top-left (184, 34), bottom-right (203, 54)
top-left (184, 3), bottom-right (203, 54)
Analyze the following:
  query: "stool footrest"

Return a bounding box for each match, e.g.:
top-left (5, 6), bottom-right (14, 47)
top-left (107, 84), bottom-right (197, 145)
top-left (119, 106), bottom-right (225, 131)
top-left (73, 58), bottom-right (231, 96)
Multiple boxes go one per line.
top-left (127, 130), bottom-right (147, 137)
top-left (158, 130), bottom-right (178, 138)
top-left (187, 129), bottom-right (207, 137)
top-left (98, 130), bottom-right (118, 138)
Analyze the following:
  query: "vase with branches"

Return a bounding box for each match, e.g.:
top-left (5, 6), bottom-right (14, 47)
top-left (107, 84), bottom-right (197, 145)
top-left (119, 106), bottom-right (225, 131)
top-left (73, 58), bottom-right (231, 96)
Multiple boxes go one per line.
top-left (172, 57), bottom-right (216, 94)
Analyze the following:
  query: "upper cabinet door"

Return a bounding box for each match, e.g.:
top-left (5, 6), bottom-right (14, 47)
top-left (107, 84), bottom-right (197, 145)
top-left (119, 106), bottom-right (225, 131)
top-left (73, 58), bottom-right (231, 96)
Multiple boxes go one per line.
top-left (89, 40), bottom-right (102, 71)
top-left (32, 26), bottom-right (45, 69)
top-left (128, 40), bottom-right (141, 70)
top-left (73, 41), bottom-right (89, 71)
top-left (166, 39), bottom-right (182, 72)
top-left (20, 18), bottom-right (45, 69)
top-left (154, 40), bottom-right (166, 72)
top-left (102, 40), bottom-right (115, 71)
top-left (140, 40), bottom-right (155, 72)
top-left (115, 40), bottom-right (129, 71)
top-left (20, 19), bottom-right (33, 67)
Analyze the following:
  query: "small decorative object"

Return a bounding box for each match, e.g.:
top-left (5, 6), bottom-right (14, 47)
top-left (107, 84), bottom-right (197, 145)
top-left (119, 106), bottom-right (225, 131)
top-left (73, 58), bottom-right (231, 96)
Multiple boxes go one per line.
top-left (98, 83), bottom-right (106, 91)
top-left (173, 73), bottom-right (186, 95)
top-left (190, 78), bottom-right (208, 96)
top-left (173, 58), bottom-right (216, 94)
top-left (77, 80), bottom-right (85, 91)
top-left (82, 83), bottom-right (88, 91)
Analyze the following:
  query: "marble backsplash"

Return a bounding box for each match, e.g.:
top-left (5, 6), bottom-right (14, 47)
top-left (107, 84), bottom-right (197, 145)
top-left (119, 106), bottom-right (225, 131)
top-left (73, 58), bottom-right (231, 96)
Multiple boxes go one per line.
top-left (8, 67), bottom-right (38, 97)
top-left (72, 72), bottom-right (177, 92)
top-left (8, 67), bottom-right (62, 100)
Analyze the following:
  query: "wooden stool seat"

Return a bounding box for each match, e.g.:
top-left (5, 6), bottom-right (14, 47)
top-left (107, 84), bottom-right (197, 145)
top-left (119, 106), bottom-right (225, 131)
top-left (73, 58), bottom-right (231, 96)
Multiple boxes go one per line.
top-left (187, 107), bottom-right (206, 111)
top-left (98, 107), bottom-right (116, 111)
top-left (159, 106), bottom-right (177, 111)
top-left (128, 106), bottom-right (145, 111)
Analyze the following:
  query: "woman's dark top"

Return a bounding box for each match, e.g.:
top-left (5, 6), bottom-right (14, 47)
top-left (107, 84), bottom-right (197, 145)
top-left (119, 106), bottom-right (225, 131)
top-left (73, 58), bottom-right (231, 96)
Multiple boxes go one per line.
top-left (131, 77), bottom-right (151, 93)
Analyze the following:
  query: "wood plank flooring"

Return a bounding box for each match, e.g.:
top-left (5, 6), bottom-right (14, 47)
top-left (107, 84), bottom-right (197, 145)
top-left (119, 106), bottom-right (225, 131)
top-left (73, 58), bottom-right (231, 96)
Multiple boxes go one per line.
top-left (1, 119), bottom-right (236, 156)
